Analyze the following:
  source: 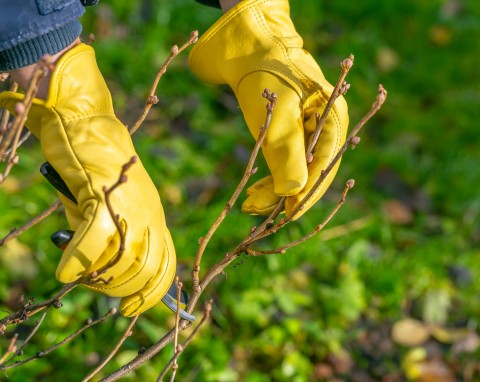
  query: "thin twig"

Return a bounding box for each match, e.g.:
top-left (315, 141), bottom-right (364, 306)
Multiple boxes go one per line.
top-left (306, 55), bottom-right (354, 161)
top-left (0, 311), bottom-right (48, 367)
top-left (0, 309), bottom-right (116, 371)
top-left (173, 278), bottom-right (182, 358)
top-left (0, 200), bottom-right (62, 247)
top-left (191, 90), bottom-right (277, 292)
top-left (317, 215), bottom-right (372, 241)
top-left (128, 31), bottom-right (199, 135)
top-left (82, 315), bottom-right (138, 382)
top-left (2, 131), bottom-right (31, 159)
top-left (100, 324), bottom-right (186, 382)
top-left (156, 300), bottom-right (212, 382)
top-left (0, 56), bottom-right (53, 183)
top-left (168, 278), bottom-right (184, 382)
top-left (0, 282), bottom-right (77, 327)
top-left (0, 82), bottom-right (18, 155)
top-left (248, 180), bottom-right (354, 256)
top-left (92, 156), bottom-right (138, 282)
top-left (288, 84), bottom-right (387, 221)
top-left (0, 334), bottom-right (18, 364)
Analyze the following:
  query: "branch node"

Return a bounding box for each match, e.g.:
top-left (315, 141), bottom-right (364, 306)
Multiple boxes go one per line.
top-left (350, 136), bottom-right (361, 149)
top-left (147, 95), bottom-right (159, 105)
top-left (170, 45), bottom-right (179, 55)
top-left (190, 30), bottom-right (199, 43)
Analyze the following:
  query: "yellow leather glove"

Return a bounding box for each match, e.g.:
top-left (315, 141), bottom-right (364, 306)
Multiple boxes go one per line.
top-left (189, 0), bottom-right (349, 219)
top-left (0, 44), bottom-right (176, 317)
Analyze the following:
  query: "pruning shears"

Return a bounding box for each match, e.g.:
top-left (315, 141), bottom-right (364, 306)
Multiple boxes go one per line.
top-left (41, 162), bottom-right (195, 321)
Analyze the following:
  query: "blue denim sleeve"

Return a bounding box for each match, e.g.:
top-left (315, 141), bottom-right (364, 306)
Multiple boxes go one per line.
top-left (0, 1), bottom-right (85, 70)
top-left (0, 0), bottom-right (85, 51)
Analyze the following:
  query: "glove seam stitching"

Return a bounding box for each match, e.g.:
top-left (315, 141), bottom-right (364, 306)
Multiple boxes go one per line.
top-left (59, 111), bottom-right (116, 125)
top-left (120, 234), bottom-right (175, 314)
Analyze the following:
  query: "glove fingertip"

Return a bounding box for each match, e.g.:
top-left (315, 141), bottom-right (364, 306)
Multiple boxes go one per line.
top-left (241, 193), bottom-right (281, 216)
top-left (119, 299), bottom-right (143, 317)
top-left (56, 264), bottom-right (82, 284)
top-left (274, 179), bottom-right (304, 197)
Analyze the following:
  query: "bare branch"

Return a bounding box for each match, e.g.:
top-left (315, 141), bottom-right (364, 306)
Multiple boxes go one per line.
top-left (0, 309), bottom-right (116, 371)
top-left (128, 31), bottom-right (199, 135)
top-left (0, 56), bottom-right (53, 183)
top-left (100, 324), bottom-right (187, 382)
top-left (156, 300), bottom-right (212, 382)
top-left (0, 283), bottom-right (78, 328)
top-left (0, 311), bottom-right (48, 367)
top-left (248, 180), bottom-right (355, 256)
top-left (0, 200), bottom-right (62, 248)
top-left (0, 333), bottom-right (18, 364)
top-left (82, 315), bottom-right (138, 382)
top-left (191, 90), bottom-right (277, 291)
top-left (93, 156), bottom-right (138, 282)
top-left (306, 54), bottom-right (354, 161)
top-left (317, 215), bottom-right (373, 241)
top-left (2, 131), bottom-right (31, 159)
top-left (0, 81), bottom-right (18, 155)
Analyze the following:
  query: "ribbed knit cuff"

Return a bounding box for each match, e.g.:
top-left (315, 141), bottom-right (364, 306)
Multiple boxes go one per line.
top-left (195, 0), bottom-right (221, 8)
top-left (0, 20), bottom-right (82, 71)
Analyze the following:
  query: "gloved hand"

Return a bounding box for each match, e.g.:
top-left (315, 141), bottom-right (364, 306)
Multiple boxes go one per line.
top-left (0, 43), bottom-right (176, 317)
top-left (189, 0), bottom-right (349, 219)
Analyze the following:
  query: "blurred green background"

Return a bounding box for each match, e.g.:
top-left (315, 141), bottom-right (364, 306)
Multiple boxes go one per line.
top-left (1, 0), bottom-right (479, 381)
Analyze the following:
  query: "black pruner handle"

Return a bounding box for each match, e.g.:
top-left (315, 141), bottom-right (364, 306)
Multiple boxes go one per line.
top-left (40, 162), bottom-right (77, 204)
top-left (51, 229), bottom-right (74, 250)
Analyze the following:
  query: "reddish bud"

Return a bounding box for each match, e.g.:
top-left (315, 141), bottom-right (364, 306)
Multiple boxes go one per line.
top-left (190, 30), bottom-right (199, 43)
top-left (148, 95), bottom-right (159, 105)
top-left (377, 84), bottom-right (387, 105)
top-left (350, 136), bottom-right (361, 149)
